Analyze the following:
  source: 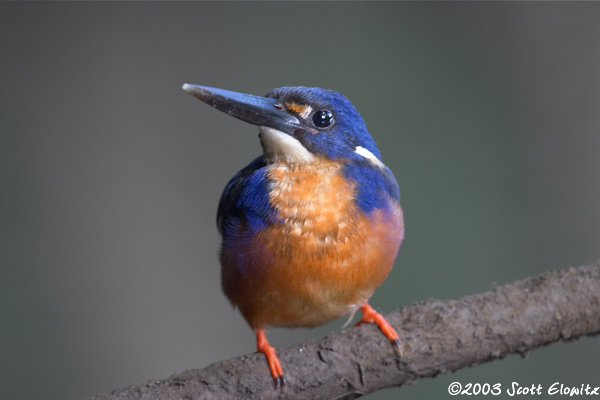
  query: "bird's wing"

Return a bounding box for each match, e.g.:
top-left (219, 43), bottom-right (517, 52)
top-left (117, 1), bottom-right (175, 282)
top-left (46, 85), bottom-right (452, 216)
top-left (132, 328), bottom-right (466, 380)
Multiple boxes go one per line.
top-left (217, 156), bottom-right (274, 239)
top-left (343, 161), bottom-right (400, 214)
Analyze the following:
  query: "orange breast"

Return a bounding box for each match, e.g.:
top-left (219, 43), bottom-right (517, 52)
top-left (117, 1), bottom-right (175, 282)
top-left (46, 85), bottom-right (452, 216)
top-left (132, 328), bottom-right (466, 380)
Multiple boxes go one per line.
top-left (220, 160), bottom-right (404, 329)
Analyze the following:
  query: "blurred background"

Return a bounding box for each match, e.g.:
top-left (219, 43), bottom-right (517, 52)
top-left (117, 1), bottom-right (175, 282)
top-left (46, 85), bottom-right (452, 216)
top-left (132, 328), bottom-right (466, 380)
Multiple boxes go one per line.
top-left (1, 3), bottom-right (599, 399)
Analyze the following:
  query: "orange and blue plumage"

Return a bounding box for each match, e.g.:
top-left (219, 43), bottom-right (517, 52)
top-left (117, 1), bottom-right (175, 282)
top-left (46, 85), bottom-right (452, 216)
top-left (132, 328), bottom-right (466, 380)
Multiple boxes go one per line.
top-left (183, 84), bottom-right (404, 386)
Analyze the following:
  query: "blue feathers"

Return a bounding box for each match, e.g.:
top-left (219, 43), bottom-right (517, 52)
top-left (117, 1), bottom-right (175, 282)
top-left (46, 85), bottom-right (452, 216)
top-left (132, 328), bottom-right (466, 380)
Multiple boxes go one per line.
top-left (343, 162), bottom-right (400, 213)
top-left (217, 156), bottom-right (275, 241)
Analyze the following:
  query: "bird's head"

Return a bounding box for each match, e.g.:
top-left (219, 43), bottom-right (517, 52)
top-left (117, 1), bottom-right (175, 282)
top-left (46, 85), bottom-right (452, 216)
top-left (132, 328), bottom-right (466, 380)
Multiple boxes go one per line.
top-left (183, 84), bottom-right (383, 166)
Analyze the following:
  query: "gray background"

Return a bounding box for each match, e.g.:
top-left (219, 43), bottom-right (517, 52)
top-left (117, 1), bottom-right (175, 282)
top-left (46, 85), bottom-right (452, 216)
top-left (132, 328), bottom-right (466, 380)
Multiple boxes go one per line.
top-left (1, 3), bottom-right (599, 400)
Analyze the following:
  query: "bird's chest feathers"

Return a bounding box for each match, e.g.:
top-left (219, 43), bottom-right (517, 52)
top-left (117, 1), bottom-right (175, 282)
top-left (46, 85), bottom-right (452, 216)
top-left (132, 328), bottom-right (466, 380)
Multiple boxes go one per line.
top-left (266, 161), bottom-right (358, 251)
top-left (222, 160), bottom-right (403, 327)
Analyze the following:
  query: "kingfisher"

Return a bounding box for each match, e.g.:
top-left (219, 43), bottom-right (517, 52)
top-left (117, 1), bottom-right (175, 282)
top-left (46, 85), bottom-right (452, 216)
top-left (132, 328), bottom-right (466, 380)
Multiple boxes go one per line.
top-left (182, 84), bottom-right (405, 386)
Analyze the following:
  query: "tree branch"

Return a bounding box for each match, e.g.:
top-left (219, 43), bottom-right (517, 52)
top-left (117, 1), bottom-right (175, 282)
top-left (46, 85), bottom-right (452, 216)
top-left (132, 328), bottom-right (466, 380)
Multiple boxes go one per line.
top-left (87, 262), bottom-right (600, 400)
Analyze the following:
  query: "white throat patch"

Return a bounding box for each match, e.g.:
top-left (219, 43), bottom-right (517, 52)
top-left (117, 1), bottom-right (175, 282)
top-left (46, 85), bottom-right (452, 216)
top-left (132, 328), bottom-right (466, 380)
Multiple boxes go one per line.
top-left (259, 127), bottom-right (316, 164)
top-left (355, 146), bottom-right (385, 169)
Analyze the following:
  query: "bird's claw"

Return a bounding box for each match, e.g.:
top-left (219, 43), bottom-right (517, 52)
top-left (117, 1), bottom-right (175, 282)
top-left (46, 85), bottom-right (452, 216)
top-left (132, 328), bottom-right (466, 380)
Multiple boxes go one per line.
top-left (391, 338), bottom-right (403, 357)
top-left (273, 374), bottom-right (286, 390)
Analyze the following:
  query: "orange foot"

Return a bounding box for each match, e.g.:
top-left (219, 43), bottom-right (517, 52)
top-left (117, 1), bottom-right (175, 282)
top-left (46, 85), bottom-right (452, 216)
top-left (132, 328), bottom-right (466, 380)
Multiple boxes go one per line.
top-left (356, 303), bottom-right (402, 354)
top-left (255, 329), bottom-right (286, 388)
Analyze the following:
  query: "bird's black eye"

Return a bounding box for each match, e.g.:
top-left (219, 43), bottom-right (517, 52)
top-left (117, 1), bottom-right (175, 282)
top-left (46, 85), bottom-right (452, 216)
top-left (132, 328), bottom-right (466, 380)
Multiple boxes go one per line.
top-left (312, 110), bottom-right (334, 129)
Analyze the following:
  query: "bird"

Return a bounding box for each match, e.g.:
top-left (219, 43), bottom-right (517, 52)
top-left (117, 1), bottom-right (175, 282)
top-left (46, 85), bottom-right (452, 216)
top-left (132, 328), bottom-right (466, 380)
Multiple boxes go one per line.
top-left (182, 84), bottom-right (405, 387)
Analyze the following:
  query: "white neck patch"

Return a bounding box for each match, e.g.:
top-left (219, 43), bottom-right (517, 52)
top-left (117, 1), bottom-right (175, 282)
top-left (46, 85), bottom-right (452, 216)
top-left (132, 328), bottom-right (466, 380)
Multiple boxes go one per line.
top-left (259, 127), bottom-right (316, 164)
top-left (355, 146), bottom-right (385, 169)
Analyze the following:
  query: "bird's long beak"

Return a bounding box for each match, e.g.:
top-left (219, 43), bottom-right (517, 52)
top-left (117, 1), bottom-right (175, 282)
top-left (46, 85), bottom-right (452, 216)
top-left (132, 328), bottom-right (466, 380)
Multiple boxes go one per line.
top-left (182, 84), bottom-right (306, 134)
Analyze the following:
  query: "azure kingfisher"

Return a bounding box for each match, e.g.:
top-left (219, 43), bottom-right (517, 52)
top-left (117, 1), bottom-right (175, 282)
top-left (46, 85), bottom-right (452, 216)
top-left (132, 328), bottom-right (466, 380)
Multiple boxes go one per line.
top-left (182, 84), bottom-right (404, 386)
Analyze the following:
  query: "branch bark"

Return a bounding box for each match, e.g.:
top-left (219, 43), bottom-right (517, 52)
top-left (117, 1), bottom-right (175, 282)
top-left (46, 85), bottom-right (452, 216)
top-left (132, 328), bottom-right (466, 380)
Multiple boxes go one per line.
top-left (87, 262), bottom-right (600, 400)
